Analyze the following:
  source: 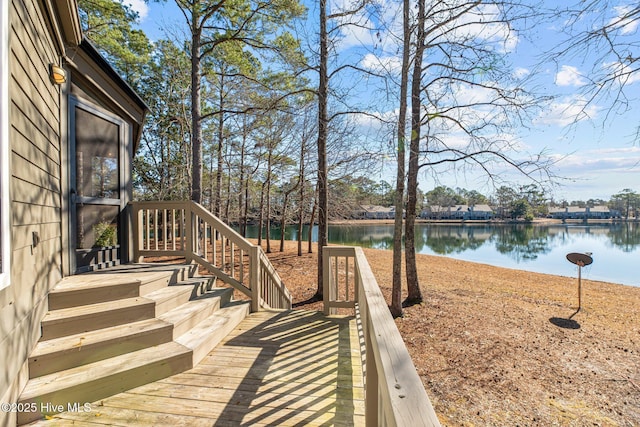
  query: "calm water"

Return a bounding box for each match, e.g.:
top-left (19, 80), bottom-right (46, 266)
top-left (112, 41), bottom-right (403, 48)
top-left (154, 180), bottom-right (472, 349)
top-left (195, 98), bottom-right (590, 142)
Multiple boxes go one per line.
top-left (243, 222), bottom-right (640, 287)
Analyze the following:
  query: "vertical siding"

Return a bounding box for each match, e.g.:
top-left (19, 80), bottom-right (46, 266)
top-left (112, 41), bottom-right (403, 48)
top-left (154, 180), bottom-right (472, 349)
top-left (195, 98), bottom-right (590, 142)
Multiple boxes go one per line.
top-left (0, 0), bottom-right (63, 419)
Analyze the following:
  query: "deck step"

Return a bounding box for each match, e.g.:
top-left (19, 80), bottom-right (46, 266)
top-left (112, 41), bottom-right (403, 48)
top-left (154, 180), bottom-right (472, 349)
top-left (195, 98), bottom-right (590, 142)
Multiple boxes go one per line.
top-left (170, 276), bottom-right (217, 298)
top-left (47, 264), bottom-right (196, 310)
top-left (28, 318), bottom-right (174, 378)
top-left (41, 286), bottom-right (193, 341)
top-left (29, 288), bottom-right (234, 377)
top-left (18, 341), bottom-right (193, 425)
top-left (40, 297), bottom-right (156, 340)
top-left (160, 287), bottom-right (233, 338)
top-left (18, 261), bottom-right (251, 425)
top-left (48, 277), bottom-right (140, 310)
top-left (145, 284), bottom-right (193, 314)
top-left (176, 301), bottom-right (251, 366)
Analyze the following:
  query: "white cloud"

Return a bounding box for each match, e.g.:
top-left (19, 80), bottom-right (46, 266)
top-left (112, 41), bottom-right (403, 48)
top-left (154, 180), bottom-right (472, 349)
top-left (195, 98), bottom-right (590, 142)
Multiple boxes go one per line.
top-left (555, 65), bottom-right (586, 87)
top-left (443, 3), bottom-right (520, 54)
top-left (544, 146), bottom-right (640, 200)
top-left (124, 0), bottom-right (149, 22)
top-left (329, 0), bottom-right (377, 51)
top-left (536, 96), bottom-right (600, 126)
top-left (609, 5), bottom-right (639, 35)
top-left (602, 61), bottom-right (640, 85)
top-left (513, 67), bottom-right (530, 80)
top-left (360, 53), bottom-right (402, 74)
top-left (551, 147), bottom-right (640, 173)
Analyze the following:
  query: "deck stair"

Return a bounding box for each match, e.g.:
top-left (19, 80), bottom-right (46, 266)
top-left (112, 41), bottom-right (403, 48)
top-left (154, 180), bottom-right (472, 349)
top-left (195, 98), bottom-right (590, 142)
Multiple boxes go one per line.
top-left (17, 264), bottom-right (250, 425)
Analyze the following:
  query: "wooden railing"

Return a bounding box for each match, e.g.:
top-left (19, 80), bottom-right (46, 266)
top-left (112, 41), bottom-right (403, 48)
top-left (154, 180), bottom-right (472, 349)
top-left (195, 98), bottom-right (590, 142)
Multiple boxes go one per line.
top-left (130, 201), bottom-right (292, 311)
top-left (324, 246), bottom-right (441, 427)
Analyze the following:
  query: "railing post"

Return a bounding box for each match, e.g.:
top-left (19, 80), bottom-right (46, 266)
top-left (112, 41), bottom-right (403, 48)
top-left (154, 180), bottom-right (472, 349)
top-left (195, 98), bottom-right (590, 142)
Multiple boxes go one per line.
top-left (131, 203), bottom-right (141, 262)
top-left (365, 311), bottom-right (380, 427)
top-left (323, 246), bottom-right (330, 315)
top-left (250, 245), bottom-right (261, 312)
top-left (185, 202), bottom-right (193, 264)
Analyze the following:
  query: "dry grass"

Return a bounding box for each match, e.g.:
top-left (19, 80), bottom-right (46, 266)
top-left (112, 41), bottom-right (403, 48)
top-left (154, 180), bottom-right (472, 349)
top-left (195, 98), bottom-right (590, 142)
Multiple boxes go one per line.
top-left (259, 239), bottom-right (640, 427)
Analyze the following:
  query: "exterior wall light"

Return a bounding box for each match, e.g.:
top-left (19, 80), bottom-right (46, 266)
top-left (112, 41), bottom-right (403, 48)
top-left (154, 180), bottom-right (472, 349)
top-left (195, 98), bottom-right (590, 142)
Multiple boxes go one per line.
top-left (49, 64), bottom-right (67, 85)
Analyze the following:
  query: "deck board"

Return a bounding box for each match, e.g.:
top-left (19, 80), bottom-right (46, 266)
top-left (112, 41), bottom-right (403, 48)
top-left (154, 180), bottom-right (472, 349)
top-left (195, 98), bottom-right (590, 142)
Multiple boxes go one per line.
top-left (29, 310), bottom-right (365, 426)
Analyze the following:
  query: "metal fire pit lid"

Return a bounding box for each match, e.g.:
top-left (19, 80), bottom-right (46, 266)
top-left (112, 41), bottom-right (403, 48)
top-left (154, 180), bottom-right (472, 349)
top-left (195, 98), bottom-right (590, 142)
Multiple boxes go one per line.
top-left (566, 252), bottom-right (593, 266)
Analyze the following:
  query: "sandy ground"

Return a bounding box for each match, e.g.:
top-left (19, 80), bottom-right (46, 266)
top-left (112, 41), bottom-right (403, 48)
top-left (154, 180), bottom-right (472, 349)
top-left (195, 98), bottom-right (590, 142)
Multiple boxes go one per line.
top-left (260, 240), bottom-right (640, 427)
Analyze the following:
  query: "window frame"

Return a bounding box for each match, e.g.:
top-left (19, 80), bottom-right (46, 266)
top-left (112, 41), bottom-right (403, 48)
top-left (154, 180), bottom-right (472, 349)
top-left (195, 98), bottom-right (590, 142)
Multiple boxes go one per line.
top-left (1, 0), bottom-right (11, 289)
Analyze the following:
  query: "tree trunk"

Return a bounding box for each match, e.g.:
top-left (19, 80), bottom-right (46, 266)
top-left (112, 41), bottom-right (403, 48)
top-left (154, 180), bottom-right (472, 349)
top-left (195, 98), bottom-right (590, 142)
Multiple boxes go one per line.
top-left (215, 74), bottom-right (224, 217)
top-left (316, 0), bottom-right (328, 298)
top-left (265, 149), bottom-right (273, 253)
top-left (308, 186), bottom-right (318, 254)
top-left (244, 178), bottom-right (250, 235)
top-left (280, 193), bottom-right (289, 252)
top-left (297, 135), bottom-right (306, 257)
top-left (405, 0), bottom-right (425, 306)
top-left (238, 122), bottom-right (247, 236)
top-left (224, 159), bottom-right (231, 222)
top-left (297, 204), bottom-right (304, 256)
top-left (190, 17), bottom-right (202, 204)
top-left (257, 180), bottom-right (266, 247)
top-left (391, 0), bottom-right (411, 318)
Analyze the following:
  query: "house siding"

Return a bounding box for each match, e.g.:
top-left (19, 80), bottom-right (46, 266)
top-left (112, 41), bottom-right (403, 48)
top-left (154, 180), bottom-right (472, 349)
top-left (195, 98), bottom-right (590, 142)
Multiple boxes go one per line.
top-left (0, 0), bottom-right (63, 422)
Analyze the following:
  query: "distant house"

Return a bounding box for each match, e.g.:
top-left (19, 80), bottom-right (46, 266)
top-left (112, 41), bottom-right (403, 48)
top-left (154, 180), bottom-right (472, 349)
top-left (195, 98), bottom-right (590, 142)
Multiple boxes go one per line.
top-left (549, 206), bottom-right (617, 220)
top-left (355, 205), bottom-right (396, 220)
top-left (467, 204), bottom-right (494, 220)
top-left (423, 205), bottom-right (494, 220)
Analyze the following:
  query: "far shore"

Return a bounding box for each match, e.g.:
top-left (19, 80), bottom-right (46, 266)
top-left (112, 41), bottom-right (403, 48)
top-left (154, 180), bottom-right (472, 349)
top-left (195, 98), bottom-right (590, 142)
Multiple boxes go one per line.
top-left (329, 217), bottom-right (635, 225)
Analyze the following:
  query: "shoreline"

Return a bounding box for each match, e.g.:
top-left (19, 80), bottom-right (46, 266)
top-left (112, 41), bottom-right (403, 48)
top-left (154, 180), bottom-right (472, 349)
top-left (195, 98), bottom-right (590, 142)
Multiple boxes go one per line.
top-left (329, 218), bottom-right (633, 225)
top-left (254, 231), bottom-right (639, 289)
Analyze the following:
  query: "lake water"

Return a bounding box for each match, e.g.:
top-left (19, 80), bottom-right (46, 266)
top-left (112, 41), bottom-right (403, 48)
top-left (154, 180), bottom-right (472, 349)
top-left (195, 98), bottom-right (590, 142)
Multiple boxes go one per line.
top-left (243, 222), bottom-right (640, 287)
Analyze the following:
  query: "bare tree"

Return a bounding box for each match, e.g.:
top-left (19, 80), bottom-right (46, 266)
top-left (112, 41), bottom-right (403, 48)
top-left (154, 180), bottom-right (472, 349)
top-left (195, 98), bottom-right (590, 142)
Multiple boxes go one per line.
top-left (404, 0), bottom-right (428, 306)
top-left (295, 105), bottom-right (317, 256)
top-left (402, 0), bottom-right (552, 305)
top-left (313, 0), bottom-right (388, 298)
top-left (550, 1), bottom-right (640, 140)
top-left (391, 0), bottom-right (411, 317)
top-left (316, 0), bottom-right (329, 298)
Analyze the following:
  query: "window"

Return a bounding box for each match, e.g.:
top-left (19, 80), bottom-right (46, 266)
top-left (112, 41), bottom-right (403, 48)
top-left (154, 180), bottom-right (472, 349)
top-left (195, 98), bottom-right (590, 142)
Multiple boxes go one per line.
top-left (1, 0), bottom-right (10, 289)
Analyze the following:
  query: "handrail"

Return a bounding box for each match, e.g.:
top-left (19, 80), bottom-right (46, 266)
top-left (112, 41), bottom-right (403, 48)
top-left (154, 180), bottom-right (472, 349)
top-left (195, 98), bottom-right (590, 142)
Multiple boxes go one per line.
top-left (324, 246), bottom-right (441, 427)
top-left (130, 200), bottom-right (292, 311)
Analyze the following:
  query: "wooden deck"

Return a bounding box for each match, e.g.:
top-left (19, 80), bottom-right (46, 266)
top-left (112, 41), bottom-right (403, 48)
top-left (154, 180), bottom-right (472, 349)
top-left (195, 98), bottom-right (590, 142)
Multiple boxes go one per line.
top-left (29, 310), bottom-right (365, 426)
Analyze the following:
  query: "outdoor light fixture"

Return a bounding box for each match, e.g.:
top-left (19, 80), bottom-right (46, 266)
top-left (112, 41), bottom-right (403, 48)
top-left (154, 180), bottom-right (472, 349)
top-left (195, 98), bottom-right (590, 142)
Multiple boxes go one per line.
top-left (49, 64), bottom-right (66, 85)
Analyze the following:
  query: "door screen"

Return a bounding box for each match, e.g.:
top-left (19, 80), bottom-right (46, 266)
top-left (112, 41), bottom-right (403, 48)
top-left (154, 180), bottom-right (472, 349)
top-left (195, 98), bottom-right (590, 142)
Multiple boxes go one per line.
top-left (71, 103), bottom-right (124, 272)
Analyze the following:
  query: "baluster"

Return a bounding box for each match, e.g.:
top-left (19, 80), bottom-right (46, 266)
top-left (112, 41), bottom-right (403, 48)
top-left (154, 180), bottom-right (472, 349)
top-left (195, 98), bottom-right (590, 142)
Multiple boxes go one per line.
top-left (145, 209), bottom-right (150, 250)
top-left (171, 209), bottom-right (176, 251)
top-left (333, 255), bottom-right (339, 303)
top-left (178, 209), bottom-right (184, 252)
top-left (212, 228), bottom-right (217, 267)
top-left (153, 209), bottom-right (159, 251)
top-left (203, 222), bottom-right (208, 260)
top-left (221, 236), bottom-right (226, 273)
top-left (345, 256), bottom-right (350, 302)
top-left (230, 242), bottom-right (235, 279)
top-left (161, 209), bottom-right (167, 250)
top-left (239, 249), bottom-right (245, 284)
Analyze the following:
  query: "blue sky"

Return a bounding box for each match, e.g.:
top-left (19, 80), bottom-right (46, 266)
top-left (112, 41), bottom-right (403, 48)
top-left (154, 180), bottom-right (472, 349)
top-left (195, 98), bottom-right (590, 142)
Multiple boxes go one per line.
top-left (126, 0), bottom-right (639, 202)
